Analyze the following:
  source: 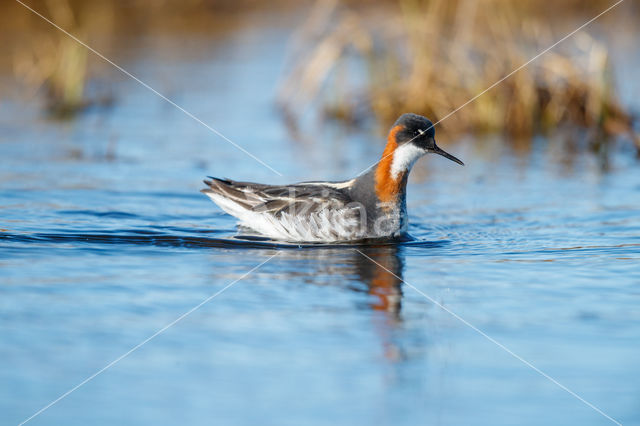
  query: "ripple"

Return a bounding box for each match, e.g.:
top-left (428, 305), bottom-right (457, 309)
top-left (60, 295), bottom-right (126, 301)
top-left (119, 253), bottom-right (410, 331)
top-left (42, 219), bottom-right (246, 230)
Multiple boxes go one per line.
top-left (0, 230), bottom-right (449, 250)
top-left (58, 210), bottom-right (141, 219)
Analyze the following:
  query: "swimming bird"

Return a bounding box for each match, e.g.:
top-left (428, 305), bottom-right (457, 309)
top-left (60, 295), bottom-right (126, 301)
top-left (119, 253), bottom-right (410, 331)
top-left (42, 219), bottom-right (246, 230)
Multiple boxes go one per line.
top-left (202, 113), bottom-right (463, 242)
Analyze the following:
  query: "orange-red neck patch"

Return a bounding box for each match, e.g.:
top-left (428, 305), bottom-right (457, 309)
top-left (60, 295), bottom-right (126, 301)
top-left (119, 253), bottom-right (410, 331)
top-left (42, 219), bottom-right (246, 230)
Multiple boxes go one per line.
top-left (375, 125), bottom-right (406, 204)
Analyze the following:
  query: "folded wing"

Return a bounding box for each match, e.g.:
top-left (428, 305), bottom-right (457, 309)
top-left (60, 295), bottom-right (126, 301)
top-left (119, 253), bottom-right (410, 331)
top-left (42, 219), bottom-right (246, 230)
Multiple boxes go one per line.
top-left (202, 177), bottom-right (364, 241)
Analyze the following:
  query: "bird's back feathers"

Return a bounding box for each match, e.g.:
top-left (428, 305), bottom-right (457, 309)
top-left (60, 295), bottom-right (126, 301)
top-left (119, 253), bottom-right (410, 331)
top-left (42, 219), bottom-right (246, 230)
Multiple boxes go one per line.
top-left (202, 177), bottom-right (367, 241)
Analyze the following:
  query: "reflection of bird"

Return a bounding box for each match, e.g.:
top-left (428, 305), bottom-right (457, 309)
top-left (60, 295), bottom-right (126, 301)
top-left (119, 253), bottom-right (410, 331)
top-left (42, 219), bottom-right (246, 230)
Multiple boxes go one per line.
top-left (357, 246), bottom-right (406, 361)
top-left (202, 113), bottom-right (463, 242)
top-left (251, 244), bottom-right (404, 362)
top-left (262, 245), bottom-right (406, 360)
top-left (355, 246), bottom-right (404, 316)
top-left (273, 245), bottom-right (404, 316)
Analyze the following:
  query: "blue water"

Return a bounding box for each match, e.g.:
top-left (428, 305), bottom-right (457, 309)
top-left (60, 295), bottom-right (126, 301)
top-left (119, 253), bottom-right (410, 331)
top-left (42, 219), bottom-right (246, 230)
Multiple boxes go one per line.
top-left (2, 13), bottom-right (640, 426)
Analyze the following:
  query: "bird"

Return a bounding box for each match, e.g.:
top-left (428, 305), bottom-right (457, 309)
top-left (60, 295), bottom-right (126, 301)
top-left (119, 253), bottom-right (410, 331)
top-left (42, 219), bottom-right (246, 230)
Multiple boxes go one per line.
top-left (202, 113), bottom-right (463, 243)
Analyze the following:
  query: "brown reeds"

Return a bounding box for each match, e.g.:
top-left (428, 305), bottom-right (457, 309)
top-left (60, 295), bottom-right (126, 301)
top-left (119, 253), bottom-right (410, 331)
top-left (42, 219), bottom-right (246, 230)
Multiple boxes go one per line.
top-left (13, 0), bottom-right (92, 117)
top-left (278, 0), bottom-right (639, 153)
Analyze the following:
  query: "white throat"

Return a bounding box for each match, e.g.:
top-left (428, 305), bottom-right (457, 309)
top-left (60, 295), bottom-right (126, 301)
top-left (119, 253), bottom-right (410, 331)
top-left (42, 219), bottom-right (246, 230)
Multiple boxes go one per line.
top-left (390, 144), bottom-right (425, 180)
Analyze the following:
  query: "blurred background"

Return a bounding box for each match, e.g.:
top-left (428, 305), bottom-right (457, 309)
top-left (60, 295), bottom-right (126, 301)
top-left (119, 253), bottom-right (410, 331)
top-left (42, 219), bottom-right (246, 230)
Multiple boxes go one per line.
top-left (2, 0), bottom-right (639, 165)
top-left (1, 0), bottom-right (639, 425)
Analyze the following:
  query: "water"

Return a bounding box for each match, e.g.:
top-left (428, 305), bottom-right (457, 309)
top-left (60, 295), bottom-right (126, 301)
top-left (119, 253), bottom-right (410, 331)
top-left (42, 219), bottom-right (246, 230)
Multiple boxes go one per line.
top-left (2, 13), bottom-right (640, 426)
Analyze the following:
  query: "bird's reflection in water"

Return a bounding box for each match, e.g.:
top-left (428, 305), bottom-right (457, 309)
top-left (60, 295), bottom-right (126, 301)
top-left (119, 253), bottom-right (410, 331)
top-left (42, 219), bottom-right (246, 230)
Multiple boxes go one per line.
top-left (353, 245), bottom-right (404, 317)
top-left (355, 245), bottom-right (406, 362)
top-left (274, 243), bottom-right (407, 362)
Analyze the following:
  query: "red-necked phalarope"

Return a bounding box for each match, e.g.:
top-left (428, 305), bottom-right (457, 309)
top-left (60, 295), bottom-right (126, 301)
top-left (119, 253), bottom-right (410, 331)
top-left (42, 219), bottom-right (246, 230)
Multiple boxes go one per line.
top-left (202, 113), bottom-right (464, 242)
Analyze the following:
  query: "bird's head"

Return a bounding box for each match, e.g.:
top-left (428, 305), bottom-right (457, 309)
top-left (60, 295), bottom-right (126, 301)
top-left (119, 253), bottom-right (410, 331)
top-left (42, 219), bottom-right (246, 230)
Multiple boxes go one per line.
top-left (374, 113), bottom-right (464, 204)
top-left (391, 113), bottom-right (464, 166)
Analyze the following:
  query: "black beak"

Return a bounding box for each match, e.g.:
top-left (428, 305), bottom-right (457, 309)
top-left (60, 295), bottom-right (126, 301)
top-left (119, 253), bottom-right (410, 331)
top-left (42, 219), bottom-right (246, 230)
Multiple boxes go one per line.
top-left (432, 143), bottom-right (464, 166)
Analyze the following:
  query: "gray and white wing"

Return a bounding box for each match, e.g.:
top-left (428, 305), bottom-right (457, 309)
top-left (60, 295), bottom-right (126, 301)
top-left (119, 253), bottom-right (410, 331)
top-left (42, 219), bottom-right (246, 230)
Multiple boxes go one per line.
top-left (202, 178), bottom-right (365, 241)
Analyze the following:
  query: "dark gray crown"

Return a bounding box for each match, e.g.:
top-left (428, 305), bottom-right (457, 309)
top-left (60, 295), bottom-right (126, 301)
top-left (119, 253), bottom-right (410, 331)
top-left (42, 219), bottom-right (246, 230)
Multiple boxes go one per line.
top-left (392, 113), bottom-right (436, 147)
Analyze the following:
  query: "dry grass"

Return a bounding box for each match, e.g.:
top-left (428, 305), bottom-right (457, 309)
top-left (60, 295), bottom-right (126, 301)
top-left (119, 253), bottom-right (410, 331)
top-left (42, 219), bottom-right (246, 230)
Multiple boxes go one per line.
top-left (6, 0), bottom-right (305, 118)
top-left (12, 0), bottom-right (89, 116)
top-left (277, 0), bottom-right (639, 153)
top-left (10, 0), bottom-right (120, 117)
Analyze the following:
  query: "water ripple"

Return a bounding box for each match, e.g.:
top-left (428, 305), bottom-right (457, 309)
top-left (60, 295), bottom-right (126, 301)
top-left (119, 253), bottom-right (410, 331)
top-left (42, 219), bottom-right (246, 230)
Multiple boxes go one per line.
top-left (0, 230), bottom-right (449, 250)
